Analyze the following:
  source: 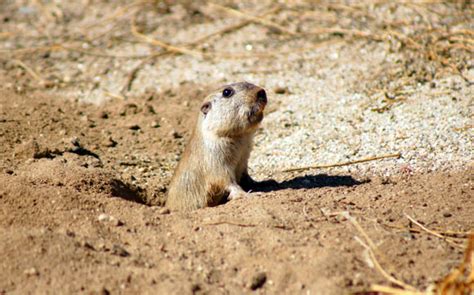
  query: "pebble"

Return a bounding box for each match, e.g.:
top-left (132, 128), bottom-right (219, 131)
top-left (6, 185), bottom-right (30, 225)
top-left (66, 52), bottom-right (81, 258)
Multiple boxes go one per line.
top-left (274, 86), bottom-right (289, 94)
top-left (102, 137), bottom-right (117, 148)
top-left (112, 244), bottom-right (130, 257)
top-left (98, 213), bottom-right (110, 222)
top-left (24, 267), bottom-right (39, 276)
top-left (170, 130), bottom-right (182, 139)
top-left (249, 272), bottom-right (267, 290)
top-left (158, 208), bottom-right (170, 215)
top-left (98, 214), bottom-right (124, 226)
top-left (150, 121), bottom-right (160, 128)
top-left (128, 124), bottom-right (141, 130)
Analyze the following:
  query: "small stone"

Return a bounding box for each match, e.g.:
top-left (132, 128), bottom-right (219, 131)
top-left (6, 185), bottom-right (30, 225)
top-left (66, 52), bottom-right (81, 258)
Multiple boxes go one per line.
top-left (112, 244), bottom-right (130, 257)
top-left (191, 283), bottom-right (201, 293)
top-left (81, 241), bottom-right (95, 250)
top-left (103, 137), bottom-right (117, 148)
top-left (159, 208), bottom-right (170, 215)
top-left (150, 121), bottom-right (160, 128)
top-left (443, 212), bottom-right (452, 218)
top-left (66, 230), bottom-right (75, 237)
top-left (170, 130), bottom-right (182, 139)
top-left (111, 217), bottom-right (124, 226)
top-left (274, 87), bottom-right (289, 94)
top-left (70, 137), bottom-right (80, 147)
top-left (249, 272), bottom-right (267, 290)
top-left (24, 267), bottom-right (39, 276)
top-left (128, 124), bottom-right (141, 130)
top-left (98, 213), bottom-right (110, 222)
top-left (98, 111), bottom-right (109, 119)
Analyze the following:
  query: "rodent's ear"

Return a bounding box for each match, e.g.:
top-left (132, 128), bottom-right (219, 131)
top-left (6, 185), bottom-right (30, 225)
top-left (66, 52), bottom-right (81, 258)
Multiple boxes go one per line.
top-left (201, 101), bottom-right (212, 115)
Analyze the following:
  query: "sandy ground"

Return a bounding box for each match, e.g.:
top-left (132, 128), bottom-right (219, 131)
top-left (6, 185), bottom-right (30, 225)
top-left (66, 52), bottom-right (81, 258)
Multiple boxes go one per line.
top-left (1, 1), bottom-right (473, 294)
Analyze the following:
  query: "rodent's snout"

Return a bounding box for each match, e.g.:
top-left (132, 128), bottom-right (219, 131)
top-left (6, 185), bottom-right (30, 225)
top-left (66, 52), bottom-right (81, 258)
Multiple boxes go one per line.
top-left (256, 89), bottom-right (267, 105)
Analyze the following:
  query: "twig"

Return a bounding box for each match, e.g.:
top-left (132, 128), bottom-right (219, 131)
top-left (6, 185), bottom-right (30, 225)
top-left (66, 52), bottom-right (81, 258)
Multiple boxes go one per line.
top-left (61, 45), bottom-right (152, 59)
top-left (121, 6), bottom-right (280, 93)
top-left (436, 234), bottom-right (474, 293)
top-left (203, 221), bottom-right (291, 230)
top-left (384, 29), bottom-right (423, 50)
top-left (130, 15), bottom-right (203, 58)
top-left (204, 221), bottom-right (256, 227)
top-left (383, 223), bottom-right (471, 238)
top-left (370, 284), bottom-right (426, 295)
top-left (282, 153), bottom-right (401, 173)
top-left (12, 59), bottom-right (53, 87)
top-left (208, 3), bottom-right (296, 36)
top-left (81, 0), bottom-right (150, 30)
top-left (427, 47), bottom-right (472, 83)
top-left (103, 91), bottom-right (125, 100)
top-left (121, 52), bottom-right (167, 94)
top-left (342, 212), bottom-right (418, 291)
top-left (2, 45), bottom-right (152, 59)
top-left (405, 214), bottom-right (464, 249)
top-left (190, 6), bottom-right (281, 46)
top-left (305, 27), bottom-right (382, 41)
top-left (12, 59), bottom-right (44, 83)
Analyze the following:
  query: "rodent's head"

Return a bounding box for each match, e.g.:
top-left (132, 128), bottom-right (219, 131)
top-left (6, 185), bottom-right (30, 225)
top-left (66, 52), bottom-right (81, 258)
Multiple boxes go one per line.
top-left (200, 82), bottom-right (267, 137)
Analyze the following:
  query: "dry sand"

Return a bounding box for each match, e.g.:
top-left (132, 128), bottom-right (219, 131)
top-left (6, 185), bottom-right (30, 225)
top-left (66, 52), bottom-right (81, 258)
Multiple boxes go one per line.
top-left (1, 1), bottom-right (473, 294)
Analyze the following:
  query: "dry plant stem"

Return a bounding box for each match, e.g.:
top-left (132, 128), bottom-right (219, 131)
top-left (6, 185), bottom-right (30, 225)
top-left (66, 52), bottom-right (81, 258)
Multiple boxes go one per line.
top-left (81, 0), bottom-right (150, 30)
top-left (12, 59), bottom-right (43, 83)
top-left (203, 221), bottom-right (291, 230)
top-left (130, 15), bottom-right (203, 58)
top-left (208, 3), bottom-right (296, 36)
top-left (435, 235), bottom-right (474, 293)
top-left (103, 91), bottom-right (125, 100)
top-left (190, 6), bottom-right (281, 46)
top-left (61, 45), bottom-right (151, 59)
top-left (121, 52), bottom-right (168, 94)
top-left (405, 214), bottom-right (464, 249)
top-left (383, 223), bottom-right (472, 238)
top-left (283, 153), bottom-right (401, 173)
top-left (121, 6), bottom-right (281, 92)
top-left (370, 284), bottom-right (426, 295)
top-left (342, 212), bottom-right (418, 291)
top-left (1, 45), bottom-right (152, 59)
top-left (305, 27), bottom-right (381, 41)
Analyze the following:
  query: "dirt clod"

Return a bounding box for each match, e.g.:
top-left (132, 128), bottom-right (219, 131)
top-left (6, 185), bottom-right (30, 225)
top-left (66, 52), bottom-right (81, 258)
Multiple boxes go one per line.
top-left (112, 245), bottom-right (130, 257)
top-left (249, 272), bottom-right (267, 290)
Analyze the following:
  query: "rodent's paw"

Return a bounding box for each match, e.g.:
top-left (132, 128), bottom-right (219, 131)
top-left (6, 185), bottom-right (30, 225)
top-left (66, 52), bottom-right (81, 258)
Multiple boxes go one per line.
top-left (227, 184), bottom-right (250, 201)
top-left (227, 190), bottom-right (249, 201)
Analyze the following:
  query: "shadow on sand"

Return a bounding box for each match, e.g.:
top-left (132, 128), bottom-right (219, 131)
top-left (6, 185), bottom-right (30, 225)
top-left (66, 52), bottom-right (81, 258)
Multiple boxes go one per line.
top-left (245, 174), bottom-right (367, 193)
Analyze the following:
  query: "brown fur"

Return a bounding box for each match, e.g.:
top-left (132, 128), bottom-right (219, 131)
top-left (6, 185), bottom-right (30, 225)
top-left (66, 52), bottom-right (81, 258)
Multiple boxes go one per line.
top-left (166, 82), bottom-right (267, 211)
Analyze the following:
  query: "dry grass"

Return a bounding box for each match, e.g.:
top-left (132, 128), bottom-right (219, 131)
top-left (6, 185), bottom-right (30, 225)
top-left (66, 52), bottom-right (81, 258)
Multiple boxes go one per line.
top-left (345, 210), bottom-right (473, 294)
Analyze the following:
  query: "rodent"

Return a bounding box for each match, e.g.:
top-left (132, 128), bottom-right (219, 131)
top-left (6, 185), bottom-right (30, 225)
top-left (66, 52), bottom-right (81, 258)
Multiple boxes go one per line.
top-left (166, 82), bottom-right (267, 211)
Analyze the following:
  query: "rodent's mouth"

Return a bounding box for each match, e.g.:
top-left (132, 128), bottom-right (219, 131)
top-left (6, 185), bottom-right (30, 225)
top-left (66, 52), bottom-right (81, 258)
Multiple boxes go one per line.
top-left (248, 104), bottom-right (265, 124)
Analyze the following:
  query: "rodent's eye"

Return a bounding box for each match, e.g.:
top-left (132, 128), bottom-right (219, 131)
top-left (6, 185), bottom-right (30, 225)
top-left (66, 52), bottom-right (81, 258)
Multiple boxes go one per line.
top-left (222, 87), bottom-right (234, 98)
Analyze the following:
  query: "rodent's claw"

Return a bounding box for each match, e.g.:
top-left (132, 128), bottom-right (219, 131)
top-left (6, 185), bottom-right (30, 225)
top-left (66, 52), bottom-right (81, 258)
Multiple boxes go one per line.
top-left (227, 184), bottom-right (249, 200)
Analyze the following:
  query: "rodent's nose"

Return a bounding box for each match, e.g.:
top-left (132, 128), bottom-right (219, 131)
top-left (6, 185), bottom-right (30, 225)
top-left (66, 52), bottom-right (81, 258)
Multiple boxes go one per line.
top-left (256, 89), bottom-right (267, 104)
